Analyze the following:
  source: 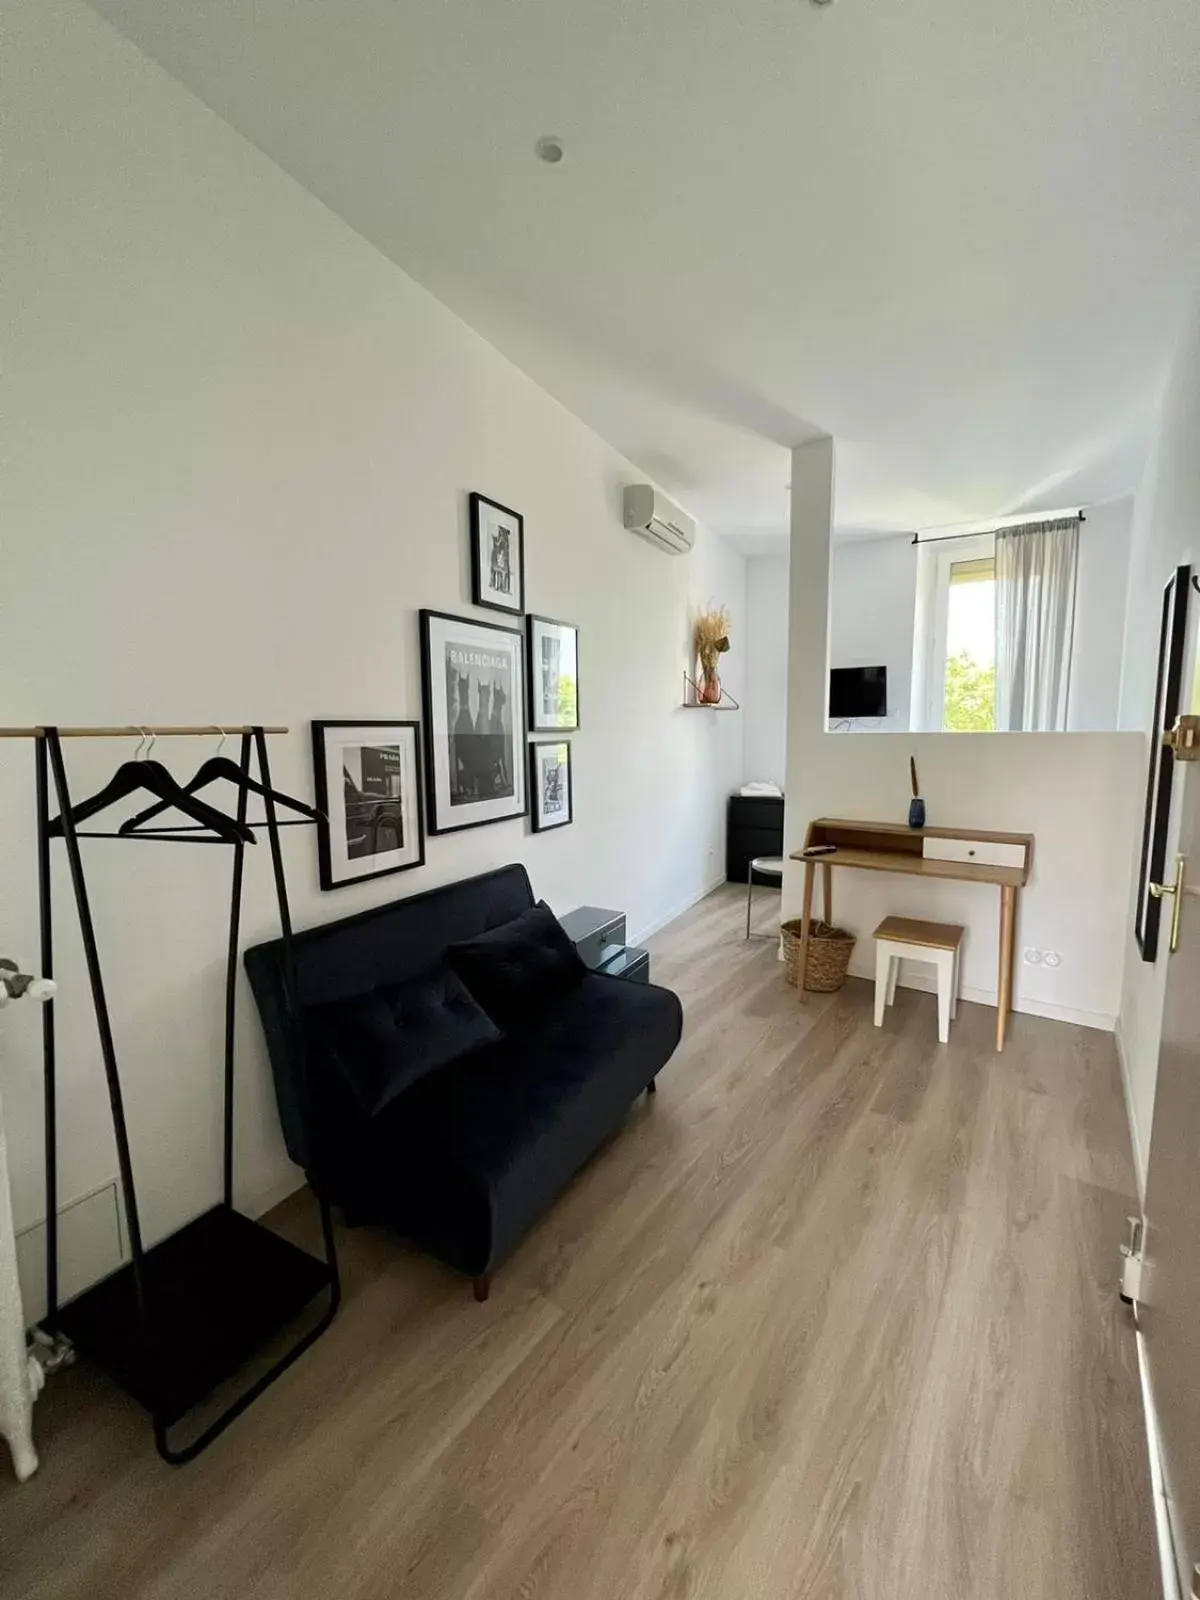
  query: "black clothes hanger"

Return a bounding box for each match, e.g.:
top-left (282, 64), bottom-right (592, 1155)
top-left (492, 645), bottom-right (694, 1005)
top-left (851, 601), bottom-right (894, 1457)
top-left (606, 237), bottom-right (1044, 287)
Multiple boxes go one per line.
top-left (117, 754), bottom-right (323, 835)
top-left (47, 759), bottom-right (256, 845)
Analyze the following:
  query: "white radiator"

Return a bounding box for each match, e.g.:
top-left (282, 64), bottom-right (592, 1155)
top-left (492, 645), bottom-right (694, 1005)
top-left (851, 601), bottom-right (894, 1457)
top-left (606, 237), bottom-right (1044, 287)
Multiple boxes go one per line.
top-left (0, 961), bottom-right (56, 1482)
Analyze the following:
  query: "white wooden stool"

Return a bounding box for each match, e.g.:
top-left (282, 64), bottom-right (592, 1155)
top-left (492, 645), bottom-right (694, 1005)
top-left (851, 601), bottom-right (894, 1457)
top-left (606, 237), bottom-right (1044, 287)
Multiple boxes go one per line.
top-left (873, 916), bottom-right (964, 1044)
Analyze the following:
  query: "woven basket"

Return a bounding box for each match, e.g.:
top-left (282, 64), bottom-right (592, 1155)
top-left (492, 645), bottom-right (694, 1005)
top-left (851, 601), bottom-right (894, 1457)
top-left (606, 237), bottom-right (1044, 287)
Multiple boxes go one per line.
top-left (781, 919), bottom-right (856, 993)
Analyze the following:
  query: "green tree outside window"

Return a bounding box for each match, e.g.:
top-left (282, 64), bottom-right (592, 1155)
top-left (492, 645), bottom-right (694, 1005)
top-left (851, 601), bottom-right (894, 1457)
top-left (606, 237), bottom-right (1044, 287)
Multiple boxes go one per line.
top-left (943, 650), bottom-right (995, 731)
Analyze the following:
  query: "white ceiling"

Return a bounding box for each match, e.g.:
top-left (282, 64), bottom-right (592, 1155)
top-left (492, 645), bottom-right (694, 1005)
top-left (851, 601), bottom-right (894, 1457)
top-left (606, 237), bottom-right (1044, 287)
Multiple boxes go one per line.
top-left (87, 0), bottom-right (1200, 551)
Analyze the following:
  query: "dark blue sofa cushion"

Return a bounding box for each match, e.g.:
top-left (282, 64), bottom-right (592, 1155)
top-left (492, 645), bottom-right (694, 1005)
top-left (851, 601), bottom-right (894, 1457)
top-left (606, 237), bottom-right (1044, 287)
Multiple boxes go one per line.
top-left (308, 967), bottom-right (501, 1117)
top-left (245, 863), bottom-right (537, 1169)
top-left (446, 901), bottom-right (586, 1030)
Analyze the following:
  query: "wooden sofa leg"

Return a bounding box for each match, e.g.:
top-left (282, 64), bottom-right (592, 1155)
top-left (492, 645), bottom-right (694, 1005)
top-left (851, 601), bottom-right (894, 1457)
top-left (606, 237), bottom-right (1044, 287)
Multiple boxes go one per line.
top-left (472, 1274), bottom-right (492, 1303)
top-left (647, 1078), bottom-right (657, 1095)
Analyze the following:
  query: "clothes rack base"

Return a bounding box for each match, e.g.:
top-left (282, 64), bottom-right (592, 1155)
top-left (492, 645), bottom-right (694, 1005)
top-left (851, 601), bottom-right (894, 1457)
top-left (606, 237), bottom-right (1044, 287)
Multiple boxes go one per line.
top-left (26, 724), bottom-right (340, 1466)
top-left (54, 1205), bottom-right (334, 1428)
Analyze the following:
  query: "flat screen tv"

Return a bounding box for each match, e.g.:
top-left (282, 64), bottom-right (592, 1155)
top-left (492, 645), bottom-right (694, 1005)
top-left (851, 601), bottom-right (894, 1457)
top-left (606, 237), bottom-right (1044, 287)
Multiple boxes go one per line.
top-left (829, 665), bottom-right (887, 719)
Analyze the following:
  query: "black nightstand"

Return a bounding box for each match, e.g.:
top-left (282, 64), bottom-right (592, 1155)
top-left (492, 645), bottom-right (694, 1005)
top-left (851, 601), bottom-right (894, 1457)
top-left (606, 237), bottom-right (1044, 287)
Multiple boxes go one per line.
top-left (559, 905), bottom-right (650, 982)
top-left (726, 794), bottom-right (784, 883)
top-left (596, 942), bottom-right (650, 983)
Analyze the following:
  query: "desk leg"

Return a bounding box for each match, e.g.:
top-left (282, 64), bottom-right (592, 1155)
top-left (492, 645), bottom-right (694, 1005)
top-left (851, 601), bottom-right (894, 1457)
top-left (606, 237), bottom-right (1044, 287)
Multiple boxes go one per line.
top-left (822, 861), bottom-right (833, 926)
top-left (996, 885), bottom-right (1016, 1051)
top-left (797, 861), bottom-right (815, 1000)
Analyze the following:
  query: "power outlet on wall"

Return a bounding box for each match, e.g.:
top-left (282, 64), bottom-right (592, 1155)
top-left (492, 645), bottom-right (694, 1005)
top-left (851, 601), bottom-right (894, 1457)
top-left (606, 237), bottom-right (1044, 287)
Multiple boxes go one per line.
top-left (1023, 948), bottom-right (1063, 968)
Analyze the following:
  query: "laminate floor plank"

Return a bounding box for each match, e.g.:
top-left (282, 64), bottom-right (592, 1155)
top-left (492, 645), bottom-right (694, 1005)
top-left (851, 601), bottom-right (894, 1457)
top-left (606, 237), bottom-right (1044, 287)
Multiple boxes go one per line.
top-left (0, 887), bottom-right (1156, 1600)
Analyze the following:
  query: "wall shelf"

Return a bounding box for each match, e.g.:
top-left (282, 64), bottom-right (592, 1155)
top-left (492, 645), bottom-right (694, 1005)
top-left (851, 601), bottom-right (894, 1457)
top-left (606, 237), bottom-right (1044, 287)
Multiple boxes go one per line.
top-left (681, 673), bottom-right (740, 711)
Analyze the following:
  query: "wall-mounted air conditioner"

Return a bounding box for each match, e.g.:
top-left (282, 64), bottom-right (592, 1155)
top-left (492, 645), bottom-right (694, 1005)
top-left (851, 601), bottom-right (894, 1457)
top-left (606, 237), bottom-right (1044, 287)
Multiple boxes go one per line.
top-left (623, 484), bottom-right (695, 555)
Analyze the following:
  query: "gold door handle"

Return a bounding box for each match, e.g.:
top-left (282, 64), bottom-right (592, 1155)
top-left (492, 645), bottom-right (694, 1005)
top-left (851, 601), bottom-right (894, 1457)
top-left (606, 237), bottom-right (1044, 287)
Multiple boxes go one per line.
top-left (1150, 854), bottom-right (1187, 953)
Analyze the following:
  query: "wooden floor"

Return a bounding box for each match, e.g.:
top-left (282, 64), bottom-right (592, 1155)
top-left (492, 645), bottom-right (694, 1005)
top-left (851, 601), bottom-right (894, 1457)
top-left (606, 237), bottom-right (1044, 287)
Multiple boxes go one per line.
top-left (1, 887), bottom-right (1156, 1600)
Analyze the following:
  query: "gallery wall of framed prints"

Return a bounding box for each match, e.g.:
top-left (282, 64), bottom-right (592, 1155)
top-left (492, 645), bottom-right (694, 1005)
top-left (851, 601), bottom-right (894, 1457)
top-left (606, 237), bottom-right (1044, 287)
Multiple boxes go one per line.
top-left (312, 720), bottom-right (425, 890)
top-left (469, 492), bottom-right (525, 615)
top-left (526, 614), bottom-right (579, 733)
top-left (312, 495), bottom-right (582, 886)
top-left (420, 608), bottom-right (528, 834)
top-left (529, 740), bottom-right (573, 831)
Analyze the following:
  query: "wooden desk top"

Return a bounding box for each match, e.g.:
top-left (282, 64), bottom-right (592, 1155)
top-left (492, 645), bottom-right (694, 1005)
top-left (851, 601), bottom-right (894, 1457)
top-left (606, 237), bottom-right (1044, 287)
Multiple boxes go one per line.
top-left (792, 844), bottom-right (1027, 889)
top-left (807, 816), bottom-right (1033, 847)
top-left (789, 817), bottom-right (1033, 889)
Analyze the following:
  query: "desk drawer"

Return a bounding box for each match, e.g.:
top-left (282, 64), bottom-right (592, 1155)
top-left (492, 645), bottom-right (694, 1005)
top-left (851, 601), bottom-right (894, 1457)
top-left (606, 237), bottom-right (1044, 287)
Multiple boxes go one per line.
top-left (923, 837), bottom-right (1025, 870)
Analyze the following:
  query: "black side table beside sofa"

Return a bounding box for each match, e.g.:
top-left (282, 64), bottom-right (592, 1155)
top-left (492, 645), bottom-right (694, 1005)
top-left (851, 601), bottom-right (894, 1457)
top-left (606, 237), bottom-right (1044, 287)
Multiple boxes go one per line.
top-left (558, 904), bottom-right (650, 982)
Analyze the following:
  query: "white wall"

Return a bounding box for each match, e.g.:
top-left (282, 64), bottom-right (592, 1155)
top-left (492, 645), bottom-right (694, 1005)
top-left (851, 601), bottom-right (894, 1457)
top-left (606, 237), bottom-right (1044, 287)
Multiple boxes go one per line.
top-left (784, 440), bottom-right (1143, 1032)
top-left (1, 0), bottom-right (744, 1263)
top-left (828, 536), bottom-right (918, 732)
top-left (1069, 496), bottom-right (1134, 731)
top-left (1115, 298), bottom-right (1200, 1194)
top-left (742, 555), bottom-right (789, 786)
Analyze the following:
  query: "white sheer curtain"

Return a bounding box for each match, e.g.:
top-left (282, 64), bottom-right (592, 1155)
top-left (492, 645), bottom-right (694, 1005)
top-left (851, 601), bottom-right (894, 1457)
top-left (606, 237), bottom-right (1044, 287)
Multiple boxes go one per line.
top-left (995, 517), bottom-right (1079, 731)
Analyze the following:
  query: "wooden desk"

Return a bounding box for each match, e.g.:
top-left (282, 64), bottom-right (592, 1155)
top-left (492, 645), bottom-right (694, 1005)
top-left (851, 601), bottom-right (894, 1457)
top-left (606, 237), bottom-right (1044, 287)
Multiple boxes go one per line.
top-left (790, 818), bottom-right (1034, 1051)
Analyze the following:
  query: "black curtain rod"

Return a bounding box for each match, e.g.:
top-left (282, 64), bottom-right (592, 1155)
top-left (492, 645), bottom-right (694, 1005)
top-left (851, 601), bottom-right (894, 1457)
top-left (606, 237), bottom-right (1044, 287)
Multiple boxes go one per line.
top-left (912, 511), bottom-right (1085, 547)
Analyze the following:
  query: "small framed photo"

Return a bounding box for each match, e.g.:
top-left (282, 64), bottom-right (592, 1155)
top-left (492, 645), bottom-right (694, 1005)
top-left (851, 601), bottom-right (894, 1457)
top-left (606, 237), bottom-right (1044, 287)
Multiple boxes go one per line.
top-left (529, 740), bottom-right (573, 832)
top-left (420, 608), bottom-right (527, 834)
top-left (311, 721), bottom-right (424, 890)
top-left (470, 492), bottom-right (525, 615)
top-left (527, 614), bottom-right (579, 732)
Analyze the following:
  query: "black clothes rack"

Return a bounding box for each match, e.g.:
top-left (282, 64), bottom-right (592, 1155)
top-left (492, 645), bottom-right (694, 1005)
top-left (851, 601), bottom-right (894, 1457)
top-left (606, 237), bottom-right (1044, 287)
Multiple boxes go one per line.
top-left (25, 724), bottom-right (340, 1465)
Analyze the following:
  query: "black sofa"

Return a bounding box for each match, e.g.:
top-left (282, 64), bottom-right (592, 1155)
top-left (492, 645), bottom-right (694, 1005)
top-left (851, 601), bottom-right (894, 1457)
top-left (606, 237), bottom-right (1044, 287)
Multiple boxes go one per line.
top-left (245, 864), bottom-right (682, 1298)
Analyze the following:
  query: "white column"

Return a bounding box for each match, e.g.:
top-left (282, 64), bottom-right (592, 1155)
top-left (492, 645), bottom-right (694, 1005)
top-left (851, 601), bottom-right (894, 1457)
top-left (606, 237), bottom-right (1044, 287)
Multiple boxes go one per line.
top-left (782, 436), bottom-right (835, 921)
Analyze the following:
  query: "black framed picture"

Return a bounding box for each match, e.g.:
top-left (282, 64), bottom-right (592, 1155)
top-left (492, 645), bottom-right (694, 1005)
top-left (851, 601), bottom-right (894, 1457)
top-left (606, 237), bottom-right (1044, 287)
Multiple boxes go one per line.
top-left (469, 492), bottom-right (525, 615)
top-left (420, 608), bottom-right (527, 834)
top-left (311, 721), bottom-right (424, 890)
top-left (529, 740), bottom-right (572, 832)
top-left (1136, 564), bottom-right (1191, 961)
top-left (526, 614), bottom-right (579, 732)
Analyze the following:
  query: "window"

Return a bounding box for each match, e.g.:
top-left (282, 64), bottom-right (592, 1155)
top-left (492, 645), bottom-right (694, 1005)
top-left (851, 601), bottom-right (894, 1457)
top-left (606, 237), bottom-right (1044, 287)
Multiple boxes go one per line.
top-left (913, 532), bottom-right (997, 731)
top-left (943, 554), bottom-right (995, 731)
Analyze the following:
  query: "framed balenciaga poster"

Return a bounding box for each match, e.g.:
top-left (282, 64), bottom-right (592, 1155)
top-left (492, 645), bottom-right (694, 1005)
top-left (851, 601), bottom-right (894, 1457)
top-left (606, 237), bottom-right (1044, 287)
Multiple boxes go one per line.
top-left (420, 609), bottom-right (527, 834)
top-left (526, 614), bottom-right (579, 732)
top-left (529, 740), bottom-right (573, 831)
top-left (311, 720), bottom-right (425, 890)
top-left (469, 492), bottom-right (525, 615)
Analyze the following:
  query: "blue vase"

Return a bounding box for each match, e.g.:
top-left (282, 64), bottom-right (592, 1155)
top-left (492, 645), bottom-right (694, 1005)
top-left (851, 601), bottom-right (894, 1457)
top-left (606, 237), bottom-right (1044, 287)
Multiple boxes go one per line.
top-left (908, 797), bottom-right (926, 829)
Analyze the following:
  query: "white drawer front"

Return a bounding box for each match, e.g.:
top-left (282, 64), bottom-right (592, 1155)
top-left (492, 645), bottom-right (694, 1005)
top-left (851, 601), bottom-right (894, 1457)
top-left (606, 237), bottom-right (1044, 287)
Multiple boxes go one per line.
top-left (923, 836), bottom-right (1025, 869)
